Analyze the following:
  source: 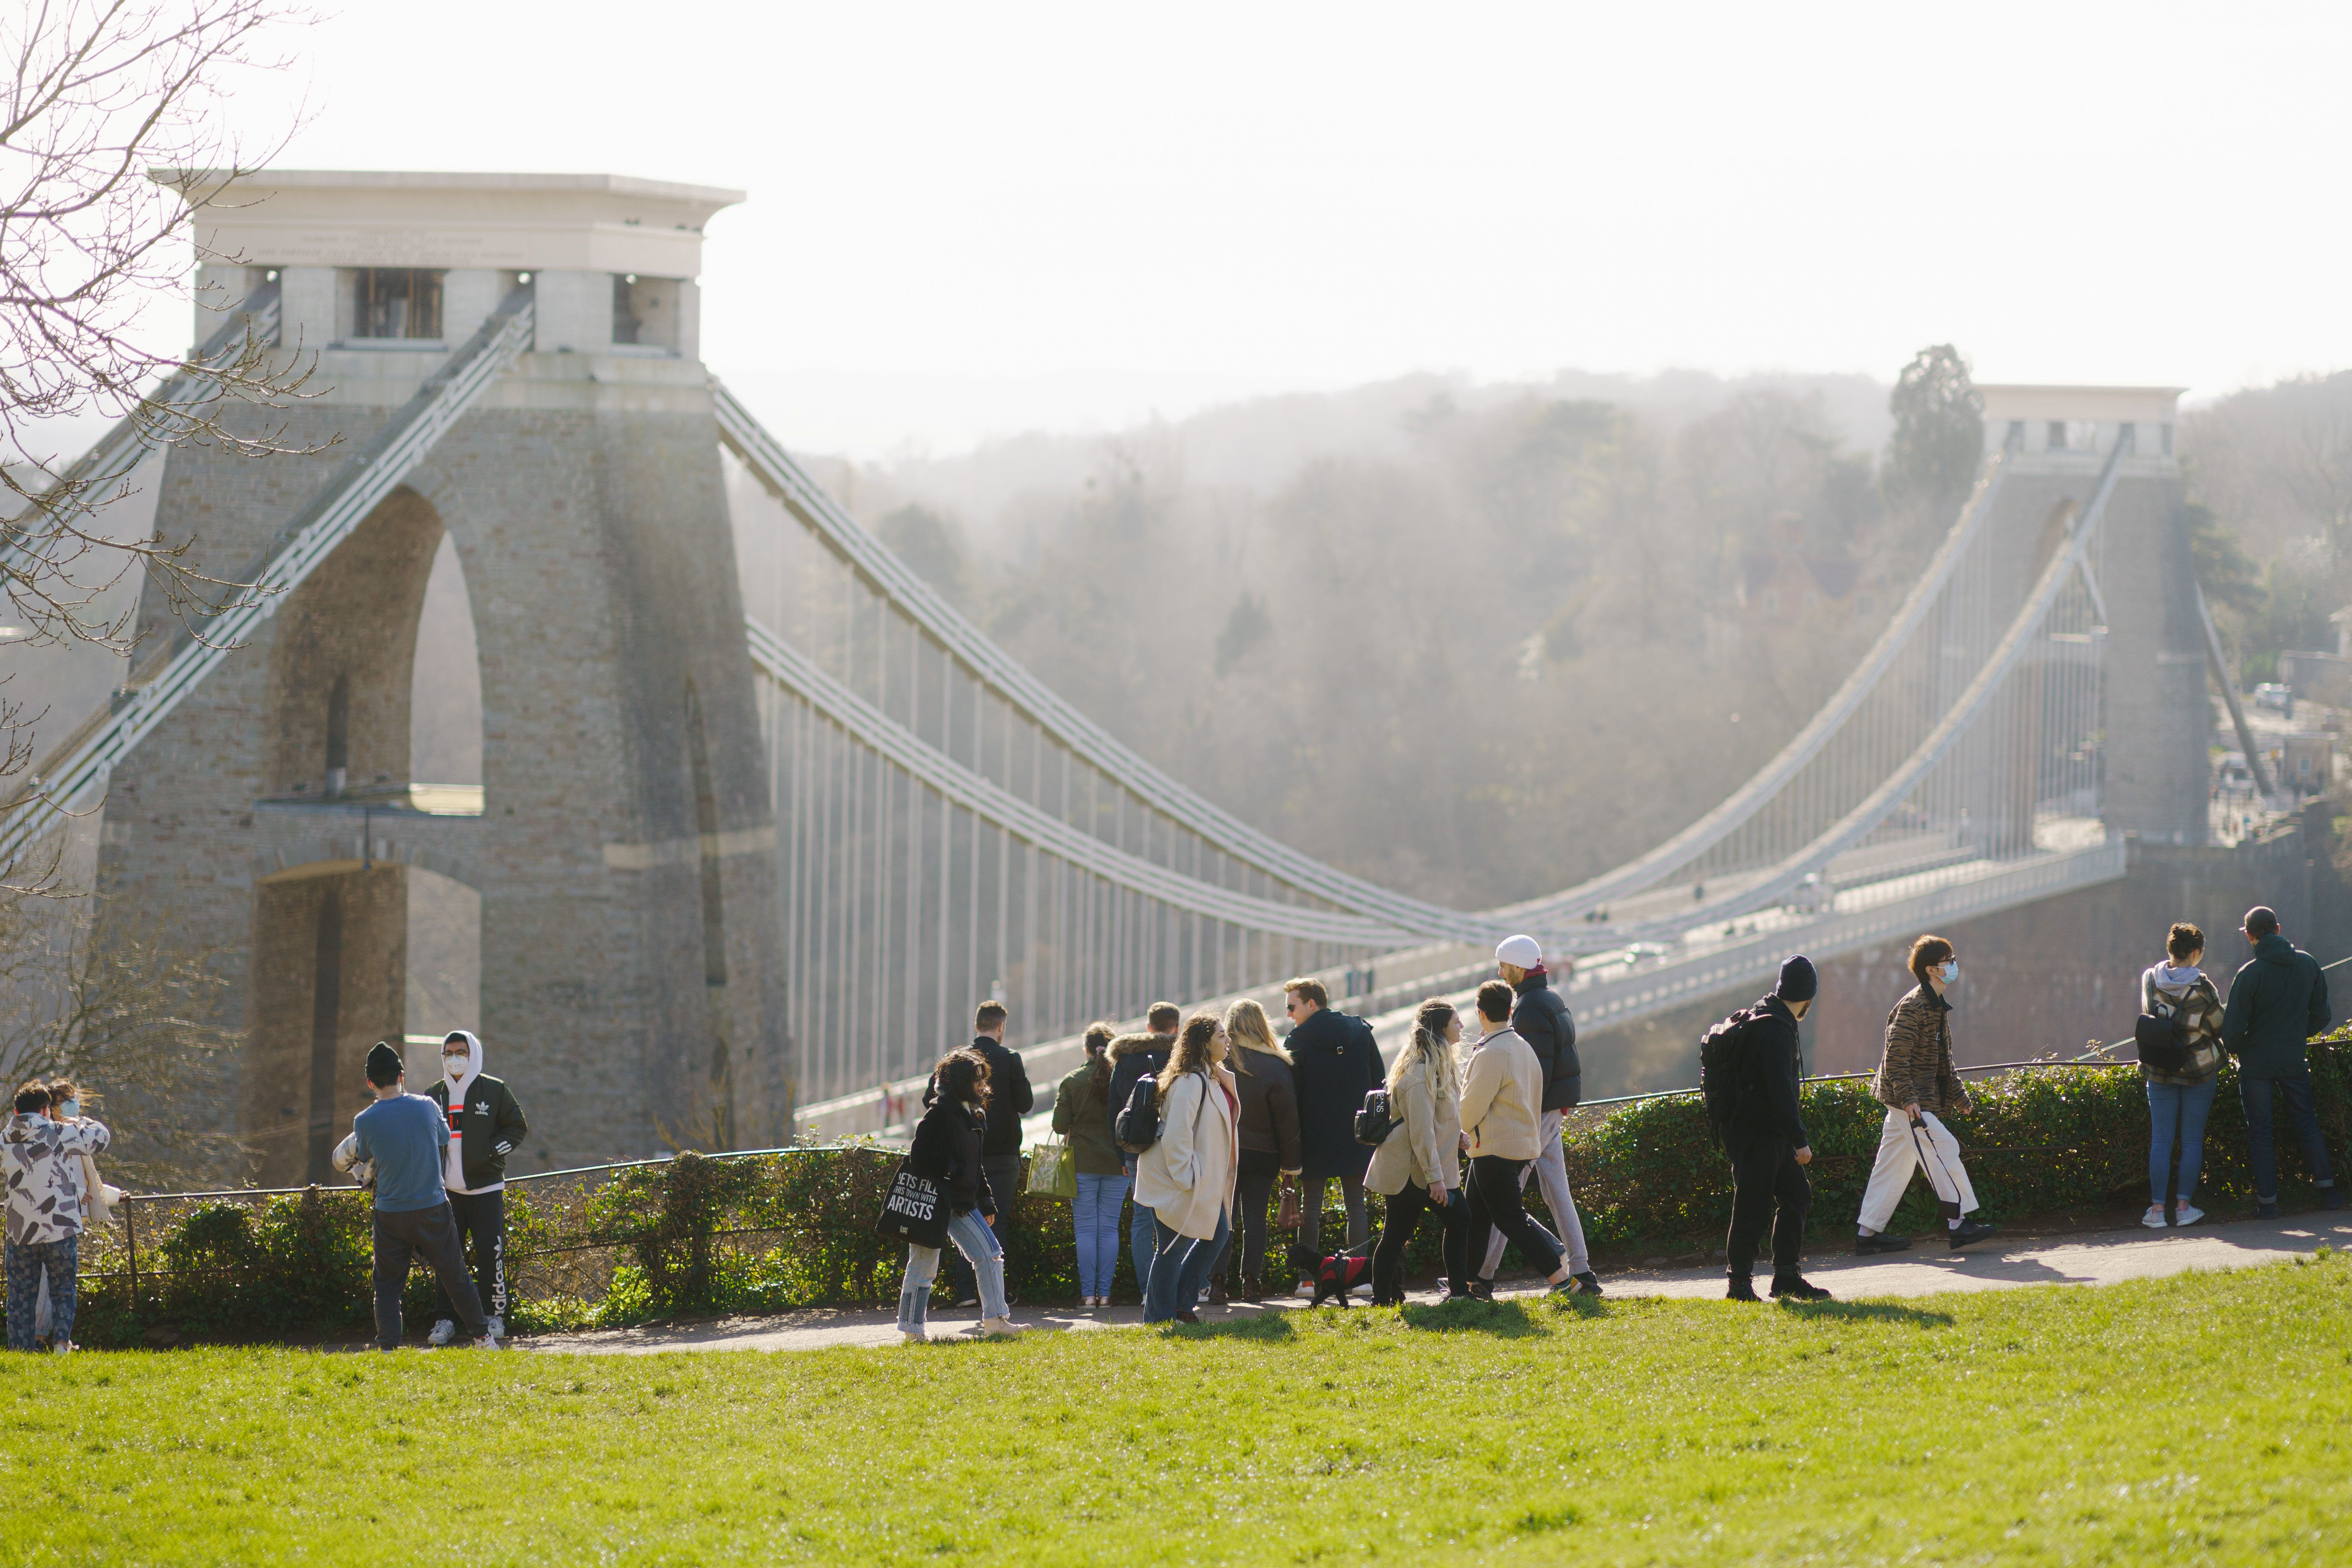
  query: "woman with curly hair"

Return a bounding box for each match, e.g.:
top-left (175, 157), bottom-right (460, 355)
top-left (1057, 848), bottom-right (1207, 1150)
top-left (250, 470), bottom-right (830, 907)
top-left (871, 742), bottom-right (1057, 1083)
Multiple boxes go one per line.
top-left (897, 1049), bottom-right (1026, 1342)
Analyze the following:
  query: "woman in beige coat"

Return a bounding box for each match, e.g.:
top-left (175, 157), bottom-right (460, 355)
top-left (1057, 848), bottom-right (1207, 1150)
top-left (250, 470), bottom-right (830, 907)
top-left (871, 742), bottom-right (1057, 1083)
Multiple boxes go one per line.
top-left (1133, 1011), bottom-right (1238, 1324)
top-left (1367, 999), bottom-right (1468, 1305)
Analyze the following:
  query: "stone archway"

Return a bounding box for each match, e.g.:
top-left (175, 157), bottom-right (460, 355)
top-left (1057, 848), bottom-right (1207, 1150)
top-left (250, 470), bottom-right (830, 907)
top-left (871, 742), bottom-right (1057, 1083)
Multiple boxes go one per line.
top-left (245, 485), bottom-right (446, 1184)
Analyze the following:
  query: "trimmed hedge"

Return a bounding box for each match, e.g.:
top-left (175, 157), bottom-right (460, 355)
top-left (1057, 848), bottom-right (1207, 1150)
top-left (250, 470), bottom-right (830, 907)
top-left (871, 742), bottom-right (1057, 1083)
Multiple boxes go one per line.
top-left (42, 1037), bottom-right (2352, 1347)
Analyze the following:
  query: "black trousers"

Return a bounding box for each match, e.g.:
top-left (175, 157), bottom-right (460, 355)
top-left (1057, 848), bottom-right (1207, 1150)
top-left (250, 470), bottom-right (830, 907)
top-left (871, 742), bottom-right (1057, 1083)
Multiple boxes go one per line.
top-left (1725, 1134), bottom-right (1811, 1280)
top-left (1464, 1155), bottom-right (1562, 1278)
top-left (431, 1189), bottom-right (508, 1322)
top-left (373, 1202), bottom-right (485, 1350)
top-left (1373, 1178), bottom-right (1468, 1302)
top-left (1210, 1159), bottom-right (1283, 1286)
top-left (950, 1154), bottom-right (1023, 1302)
top-left (1299, 1172), bottom-right (1368, 1256)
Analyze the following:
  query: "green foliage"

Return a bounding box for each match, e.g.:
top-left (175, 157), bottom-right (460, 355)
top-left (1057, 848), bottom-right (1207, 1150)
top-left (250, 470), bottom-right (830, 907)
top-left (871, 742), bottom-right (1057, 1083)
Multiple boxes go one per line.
top-left (19, 1261), bottom-right (2352, 1564)
top-left (2230, 549), bottom-right (2336, 684)
top-left (1884, 343), bottom-right (1983, 522)
top-left (61, 1040), bottom-right (2351, 1344)
top-left (2189, 500), bottom-right (2263, 616)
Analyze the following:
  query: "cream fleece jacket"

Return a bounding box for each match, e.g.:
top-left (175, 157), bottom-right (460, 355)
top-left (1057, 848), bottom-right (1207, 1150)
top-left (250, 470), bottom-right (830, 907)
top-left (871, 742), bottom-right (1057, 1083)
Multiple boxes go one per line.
top-left (1456, 1026), bottom-right (1544, 1161)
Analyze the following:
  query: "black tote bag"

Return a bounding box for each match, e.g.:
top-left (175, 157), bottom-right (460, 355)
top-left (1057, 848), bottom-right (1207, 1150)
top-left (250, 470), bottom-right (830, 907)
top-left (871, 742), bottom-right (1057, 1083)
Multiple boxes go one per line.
top-left (875, 1152), bottom-right (953, 1250)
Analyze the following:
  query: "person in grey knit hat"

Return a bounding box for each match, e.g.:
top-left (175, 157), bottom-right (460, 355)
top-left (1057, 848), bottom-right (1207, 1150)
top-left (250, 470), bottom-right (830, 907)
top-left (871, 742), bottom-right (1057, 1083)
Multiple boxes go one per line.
top-left (1721, 956), bottom-right (1830, 1302)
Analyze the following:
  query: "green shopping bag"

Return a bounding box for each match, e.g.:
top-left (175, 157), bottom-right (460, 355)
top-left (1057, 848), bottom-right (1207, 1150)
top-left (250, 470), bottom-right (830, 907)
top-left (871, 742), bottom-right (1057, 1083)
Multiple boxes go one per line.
top-left (1027, 1138), bottom-right (1077, 1202)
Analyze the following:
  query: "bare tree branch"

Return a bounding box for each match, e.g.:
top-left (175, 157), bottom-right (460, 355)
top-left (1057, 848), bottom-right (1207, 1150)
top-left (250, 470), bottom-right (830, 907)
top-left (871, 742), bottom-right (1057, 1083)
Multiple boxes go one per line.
top-left (2, 0), bottom-right (324, 658)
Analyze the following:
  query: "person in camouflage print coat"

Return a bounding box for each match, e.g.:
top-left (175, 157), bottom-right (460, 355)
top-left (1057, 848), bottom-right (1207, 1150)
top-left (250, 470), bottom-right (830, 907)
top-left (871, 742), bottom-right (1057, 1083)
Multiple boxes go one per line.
top-left (3, 1081), bottom-right (111, 1352)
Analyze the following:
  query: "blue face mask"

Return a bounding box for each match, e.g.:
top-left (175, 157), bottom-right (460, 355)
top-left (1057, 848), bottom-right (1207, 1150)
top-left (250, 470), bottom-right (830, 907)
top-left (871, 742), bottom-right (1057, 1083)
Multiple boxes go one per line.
top-left (54, 1100), bottom-right (79, 1119)
top-left (1938, 961), bottom-right (1959, 984)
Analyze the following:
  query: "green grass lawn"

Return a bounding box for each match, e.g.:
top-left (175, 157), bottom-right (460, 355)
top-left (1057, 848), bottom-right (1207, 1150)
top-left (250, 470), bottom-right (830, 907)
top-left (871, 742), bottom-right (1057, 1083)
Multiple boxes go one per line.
top-left (15, 1256), bottom-right (2350, 1566)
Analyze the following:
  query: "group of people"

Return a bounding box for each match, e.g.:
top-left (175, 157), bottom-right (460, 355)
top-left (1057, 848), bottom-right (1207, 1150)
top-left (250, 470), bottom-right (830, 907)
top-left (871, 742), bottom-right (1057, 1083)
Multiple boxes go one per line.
top-left (1710, 903), bottom-right (2340, 1303)
top-left (331, 1032), bottom-right (532, 1352)
top-left (6, 899), bottom-right (2338, 1350)
top-left (888, 899), bottom-right (2346, 1336)
top-left (893, 934), bottom-right (1602, 1338)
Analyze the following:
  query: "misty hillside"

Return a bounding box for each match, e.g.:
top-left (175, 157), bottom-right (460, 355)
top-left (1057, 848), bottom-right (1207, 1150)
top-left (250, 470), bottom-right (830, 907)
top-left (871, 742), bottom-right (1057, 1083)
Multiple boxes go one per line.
top-left (798, 365), bottom-right (2352, 911)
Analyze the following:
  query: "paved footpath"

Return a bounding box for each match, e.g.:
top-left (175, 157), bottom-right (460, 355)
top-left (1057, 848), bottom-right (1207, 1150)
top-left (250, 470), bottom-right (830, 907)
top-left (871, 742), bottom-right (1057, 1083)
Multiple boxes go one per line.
top-left (523, 1210), bottom-right (2352, 1357)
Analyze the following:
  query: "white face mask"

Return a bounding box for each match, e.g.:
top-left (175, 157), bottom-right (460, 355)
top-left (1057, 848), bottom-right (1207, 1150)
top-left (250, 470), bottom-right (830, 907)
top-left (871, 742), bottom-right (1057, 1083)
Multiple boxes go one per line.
top-left (444, 1055), bottom-right (468, 1076)
top-left (54, 1099), bottom-right (78, 1119)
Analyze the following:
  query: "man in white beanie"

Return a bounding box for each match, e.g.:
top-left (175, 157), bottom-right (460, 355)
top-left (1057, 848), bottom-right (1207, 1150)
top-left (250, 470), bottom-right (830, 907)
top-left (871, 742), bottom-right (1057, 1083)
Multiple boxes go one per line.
top-left (1473, 933), bottom-right (1601, 1296)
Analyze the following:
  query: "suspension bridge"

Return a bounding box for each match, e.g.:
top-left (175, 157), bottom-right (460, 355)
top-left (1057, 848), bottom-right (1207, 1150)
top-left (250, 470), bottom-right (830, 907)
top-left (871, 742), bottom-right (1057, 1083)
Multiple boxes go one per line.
top-left (0, 170), bottom-right (2279, 1172)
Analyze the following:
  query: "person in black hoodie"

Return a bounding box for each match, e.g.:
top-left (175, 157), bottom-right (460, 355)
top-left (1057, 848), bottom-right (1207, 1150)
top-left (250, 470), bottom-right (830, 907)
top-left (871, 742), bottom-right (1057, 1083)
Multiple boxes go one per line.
top-left (924, 1001), bottom-right (1034, 1306)
top-left (1478, 935), bottom-right (1602, 1295)
top-left (1722, 957), bottom-right (1830, 1302)
top-left (897, 1049), bottom-right (1025, 1343)
top-left (1283, 977), bottom-right (1384, 1272)
top-left (1106, 1003), bottom-right (1181, 1290)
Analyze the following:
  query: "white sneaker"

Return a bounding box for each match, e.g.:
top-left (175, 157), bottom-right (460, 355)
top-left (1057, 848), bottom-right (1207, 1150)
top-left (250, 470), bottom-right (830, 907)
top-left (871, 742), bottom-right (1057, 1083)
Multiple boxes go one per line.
top-left (1294, 1280), bottom-right (1316, 1297)
top-left (2141, 1204), bottom-right (2169, 1229)
top-left (484, 1314), bottom-right (505, 1340)
top-left (427, 1318), bottom-right (459, 1347)
top-left (473, 1332), bottom-right (505, 1351)
top-left (900, 1329), bottom-right (926, 1345)
top-left (48, 1341), bottom-right (71, 1355)
top-left (976, 1315), bottom-right (1024, 1339)
top-left (2173, 1202), bottom-right (2205, 1227)
top-left (1350, 1282), bottom-right (1374, 1298)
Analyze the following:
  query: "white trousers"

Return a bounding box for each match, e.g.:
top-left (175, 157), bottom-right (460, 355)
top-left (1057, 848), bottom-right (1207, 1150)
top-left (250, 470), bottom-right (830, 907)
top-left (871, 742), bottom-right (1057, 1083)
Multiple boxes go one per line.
top-left (1857, 1108), bottom-right (1978, 1233)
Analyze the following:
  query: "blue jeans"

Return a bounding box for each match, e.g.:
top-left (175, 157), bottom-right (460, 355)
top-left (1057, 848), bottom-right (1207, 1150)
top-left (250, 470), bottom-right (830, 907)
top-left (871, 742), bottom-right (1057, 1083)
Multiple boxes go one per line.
top-left (1073, 1171), bottom-right (1131, 1299)
top-left (6, 1237), bottom-right (76, 1350)
top-left (1144, 1211), bottom-right (1230, 1324)
top-left (2243, 1071), bottom-right (2337, 1204)
top-left (1125, 1158), bottom-right (1157, 1290)
top-left (2146, 1078), bottom-right (2219, 1205)
top-left (898, 1209), bottom-right (1007, 1335)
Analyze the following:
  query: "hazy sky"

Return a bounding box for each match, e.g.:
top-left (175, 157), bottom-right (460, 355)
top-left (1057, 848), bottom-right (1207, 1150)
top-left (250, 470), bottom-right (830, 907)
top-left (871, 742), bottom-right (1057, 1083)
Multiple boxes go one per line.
top-left (183, 0), bottom-right (2352, 457)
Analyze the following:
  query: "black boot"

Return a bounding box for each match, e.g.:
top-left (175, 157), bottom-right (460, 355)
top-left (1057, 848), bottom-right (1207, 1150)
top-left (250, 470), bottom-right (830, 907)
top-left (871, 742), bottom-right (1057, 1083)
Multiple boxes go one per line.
top-left (1240, 1272), bottom-right (1261, 1304)
top-left (1770, 1274), bottom-right (1831, 1301)
top-left (1726, 1275), bottom-right (1761, 1302)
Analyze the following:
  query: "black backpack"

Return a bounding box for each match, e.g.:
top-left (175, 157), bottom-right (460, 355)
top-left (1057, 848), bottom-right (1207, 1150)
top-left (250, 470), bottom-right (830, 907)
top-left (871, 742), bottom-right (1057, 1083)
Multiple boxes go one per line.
top-left (1698, 1006), bottom-right (1767, 1147)
top-left (1114, 1075), bottom-right (1163, 1153)
top-left (2134, 977), bottom-right (2195, 1074)
top-left (1353, 1086), bottom-right (1399, 1147)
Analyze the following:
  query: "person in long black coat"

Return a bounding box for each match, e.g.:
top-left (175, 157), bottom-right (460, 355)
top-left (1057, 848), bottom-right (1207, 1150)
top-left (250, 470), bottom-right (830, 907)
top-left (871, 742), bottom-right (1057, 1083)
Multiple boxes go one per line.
top-left (1283, 977), bottom-right (1384, 1268)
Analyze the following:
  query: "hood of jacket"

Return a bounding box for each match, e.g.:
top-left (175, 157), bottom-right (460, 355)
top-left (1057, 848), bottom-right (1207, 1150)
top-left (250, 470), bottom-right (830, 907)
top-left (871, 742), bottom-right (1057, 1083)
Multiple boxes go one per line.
top-left (2, 1111), bottom-right (35, 1144)
top-left (441, 1029), bottom-right (484, 1097)
top-left (2253, 932), bottom-right (2299, 967)
top-left (1108, 1031), bottom-right (1173, 1061)
top-left (2149, 962), bottom-right (2205, 996)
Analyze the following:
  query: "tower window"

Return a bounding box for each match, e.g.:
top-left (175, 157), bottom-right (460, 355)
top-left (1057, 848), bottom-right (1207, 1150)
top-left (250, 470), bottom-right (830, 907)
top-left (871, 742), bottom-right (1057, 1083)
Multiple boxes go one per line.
top-left (613, 274), bottom-right (640, 345)
top-left (2046, 420), bottom-right (2068, 451)
top-left (352, 269), bottom-right (444, 339)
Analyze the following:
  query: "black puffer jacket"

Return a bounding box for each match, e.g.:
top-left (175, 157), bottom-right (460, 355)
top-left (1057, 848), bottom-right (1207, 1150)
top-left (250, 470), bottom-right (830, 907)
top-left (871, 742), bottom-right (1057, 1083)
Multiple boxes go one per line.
top-left (1512, 971), bottom-right (1582, 1111)
top-left (909, 1097), bottom-right (995, 1218)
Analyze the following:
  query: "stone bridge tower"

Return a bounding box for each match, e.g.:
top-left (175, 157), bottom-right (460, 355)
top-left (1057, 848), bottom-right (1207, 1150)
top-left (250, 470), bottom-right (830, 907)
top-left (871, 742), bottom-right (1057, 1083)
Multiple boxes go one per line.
top-left (100, 172), bottom-right (792, 1181)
